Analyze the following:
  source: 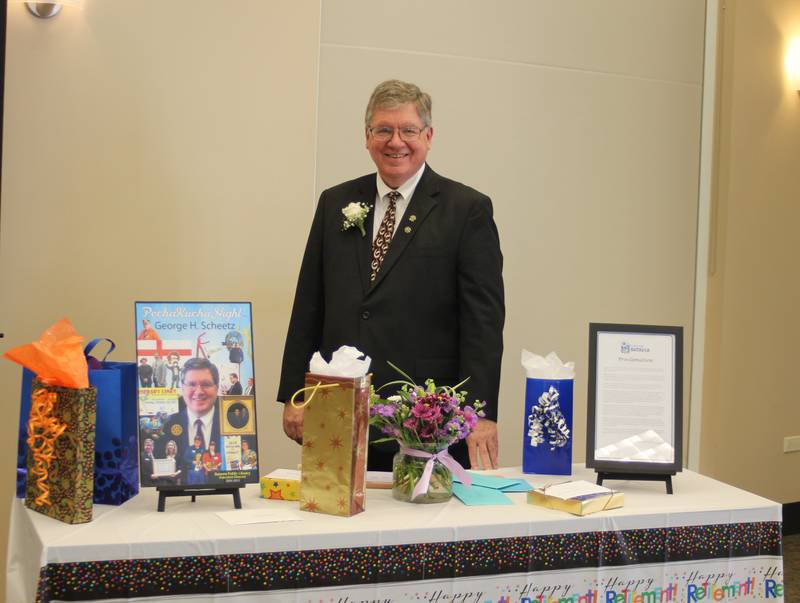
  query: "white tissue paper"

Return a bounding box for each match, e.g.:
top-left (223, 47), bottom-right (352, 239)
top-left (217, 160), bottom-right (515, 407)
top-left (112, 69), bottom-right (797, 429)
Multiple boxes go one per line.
top-left (521, 350), bottom-right (575, 379)
top-left (308, 345), bottom-right (371, 378)
top-left (595, 429), bottom-right (674, 463)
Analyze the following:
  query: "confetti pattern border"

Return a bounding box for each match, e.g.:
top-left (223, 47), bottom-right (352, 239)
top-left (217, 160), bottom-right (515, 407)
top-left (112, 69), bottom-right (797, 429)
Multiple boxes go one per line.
top-left (36, 521), bottom-right (782, 602)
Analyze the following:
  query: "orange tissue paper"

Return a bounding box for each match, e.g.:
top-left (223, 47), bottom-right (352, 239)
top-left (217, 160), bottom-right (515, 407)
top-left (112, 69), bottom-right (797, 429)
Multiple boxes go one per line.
top-left (3, 318), bottom-right (89, 389)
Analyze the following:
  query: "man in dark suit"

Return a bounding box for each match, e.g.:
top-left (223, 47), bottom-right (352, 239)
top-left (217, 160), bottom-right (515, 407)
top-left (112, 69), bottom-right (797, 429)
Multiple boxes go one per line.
top-left (277, 79), bottom-right (504, 470)
top-left (138, 358), bottom-right (153, 388)
top-left (227, 373), bottom-right (243, 395)
top-left (159, 357), bottom-right (221, 470)
top-left (140, 438), bottom-right (156, 486)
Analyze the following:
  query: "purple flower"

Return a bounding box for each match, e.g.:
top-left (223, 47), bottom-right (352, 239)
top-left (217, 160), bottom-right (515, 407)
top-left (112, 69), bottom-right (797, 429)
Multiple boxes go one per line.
top-left (444, 419), bottom-right (461, 433)
top-left (418, 421), bottom-right (437, 440)
top-left (442, 395), bottom-right (459, 411)
top-left (381, 425), bottom-right (400, 437)
top-left (403, 417), bottom-right (418, 431)
top-left (371, 404), bottom-right (396, 418)
top-left (462, 406), bottom-right (479, 429)
top-left (411, 400), bottom-right (443, 424)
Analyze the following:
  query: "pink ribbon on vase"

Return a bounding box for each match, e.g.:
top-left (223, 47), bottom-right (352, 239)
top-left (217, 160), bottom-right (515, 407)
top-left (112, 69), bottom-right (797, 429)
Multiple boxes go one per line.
top-left (399, 446), bottom-right (472, 501)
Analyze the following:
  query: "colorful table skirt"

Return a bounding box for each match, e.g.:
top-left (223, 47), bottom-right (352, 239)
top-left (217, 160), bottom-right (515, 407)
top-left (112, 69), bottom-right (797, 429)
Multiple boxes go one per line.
top-left (7, 466), bottom-right (784, 603)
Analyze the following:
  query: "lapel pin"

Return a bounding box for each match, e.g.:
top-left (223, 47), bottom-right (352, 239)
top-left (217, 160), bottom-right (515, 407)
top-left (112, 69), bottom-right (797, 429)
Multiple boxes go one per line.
top-left (409, 214), bottom-right (417, 222)
top-left (403, 226), bottom-right (412, 234)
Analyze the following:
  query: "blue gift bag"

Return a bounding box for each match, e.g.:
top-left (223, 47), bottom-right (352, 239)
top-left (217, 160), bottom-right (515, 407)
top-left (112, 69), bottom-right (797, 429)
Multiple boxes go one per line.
top-left (16, 338), bottom-right (139, 504)
top-left (522, 378), bottom-right (573, 475)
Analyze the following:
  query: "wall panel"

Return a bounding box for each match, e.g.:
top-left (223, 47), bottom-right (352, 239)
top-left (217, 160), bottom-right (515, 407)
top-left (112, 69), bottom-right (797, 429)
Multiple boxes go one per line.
top-left (317, 0), bottom-right (704, 468)
top-left (0, 2), bottom-right (321, 594)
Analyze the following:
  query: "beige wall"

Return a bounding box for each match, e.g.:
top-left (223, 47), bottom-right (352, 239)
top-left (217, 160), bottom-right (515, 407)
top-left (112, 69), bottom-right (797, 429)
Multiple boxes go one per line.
top-left (700, 0), bottom-right (800, 503)
top-left (0, 1), bottom-right (321, 596)
top-left (317, 0), bottom-right (704, 468)
top-left (1, 0), bottom-right (708, 596)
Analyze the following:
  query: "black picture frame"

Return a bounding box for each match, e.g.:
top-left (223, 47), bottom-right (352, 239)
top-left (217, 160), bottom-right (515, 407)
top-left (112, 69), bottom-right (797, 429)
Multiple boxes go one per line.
top-left (586, 323), bottom-right (683, 476)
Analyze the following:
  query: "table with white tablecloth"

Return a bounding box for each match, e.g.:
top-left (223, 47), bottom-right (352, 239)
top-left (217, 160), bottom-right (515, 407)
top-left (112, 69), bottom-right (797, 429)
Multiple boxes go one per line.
top-left (6, 465), bottom-right (785, 602)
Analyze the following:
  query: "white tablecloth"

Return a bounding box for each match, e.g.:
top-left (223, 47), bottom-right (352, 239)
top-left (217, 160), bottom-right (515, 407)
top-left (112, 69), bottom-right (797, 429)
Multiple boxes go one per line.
top-left (7, 466), bottom-right (785, 602)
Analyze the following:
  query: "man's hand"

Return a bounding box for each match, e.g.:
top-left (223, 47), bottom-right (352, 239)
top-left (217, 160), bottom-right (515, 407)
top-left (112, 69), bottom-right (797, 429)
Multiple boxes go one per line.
top-left (466, 418), bottom-right (499, 470)
top-left (282, 402), bottom-right (305, 444)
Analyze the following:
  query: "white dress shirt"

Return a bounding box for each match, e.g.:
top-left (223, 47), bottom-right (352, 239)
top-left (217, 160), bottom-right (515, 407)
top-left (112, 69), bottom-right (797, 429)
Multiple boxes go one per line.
top-left (372, 164), bottom-right (426, 242)
top-left (186, 405), bottom-right (216, 450)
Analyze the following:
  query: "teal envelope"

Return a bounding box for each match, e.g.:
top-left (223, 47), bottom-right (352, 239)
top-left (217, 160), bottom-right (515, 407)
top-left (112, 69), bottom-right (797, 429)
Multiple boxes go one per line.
top-left (454, 472), bottom-right (533, 492)
top-left (453, 483), bottom-right (514, 506)
top-left (500, 481), bottom-right (534, 493)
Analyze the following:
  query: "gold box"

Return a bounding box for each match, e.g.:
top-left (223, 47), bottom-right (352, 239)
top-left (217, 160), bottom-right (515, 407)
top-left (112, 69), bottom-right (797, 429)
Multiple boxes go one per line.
top-left (527, 488), bottom-right (624, 516)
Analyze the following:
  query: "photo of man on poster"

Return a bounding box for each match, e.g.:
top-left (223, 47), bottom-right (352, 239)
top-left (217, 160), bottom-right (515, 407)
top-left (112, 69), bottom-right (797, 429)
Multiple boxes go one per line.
top-left (159, 357), bottom-right (221, 465)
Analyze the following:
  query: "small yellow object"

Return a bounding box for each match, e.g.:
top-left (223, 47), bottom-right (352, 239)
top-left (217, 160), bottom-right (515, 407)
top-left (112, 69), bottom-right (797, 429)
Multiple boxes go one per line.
top-left (171, 424), bottom-right (183, 436)
top-left (527, 488), bottom-right (624, 516)
top-left (260, 471), bottom-right (300, 501)
top-left (409, 214), bottom-right (417, 222)
top-left (403, 226), bottom-right (412, 234)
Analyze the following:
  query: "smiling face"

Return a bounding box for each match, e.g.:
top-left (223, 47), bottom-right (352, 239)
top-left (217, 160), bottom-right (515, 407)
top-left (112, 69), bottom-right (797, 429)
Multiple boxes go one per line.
top-left (181, 368), bottom-right (217, 416)
top-left (366, 103), bottom-right (432, 189)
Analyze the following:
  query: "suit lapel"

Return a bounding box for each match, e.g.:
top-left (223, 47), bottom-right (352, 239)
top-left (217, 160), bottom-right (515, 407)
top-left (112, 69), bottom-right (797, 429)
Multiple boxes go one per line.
top-left (352, 179), bottom-right (378, 294)
top-left (369, 166), bottom-right (439, 293)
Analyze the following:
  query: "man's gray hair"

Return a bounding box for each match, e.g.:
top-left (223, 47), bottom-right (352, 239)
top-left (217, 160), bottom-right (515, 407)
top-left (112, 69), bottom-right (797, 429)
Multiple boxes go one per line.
top-left (365, 79), bottom-right (432, 127)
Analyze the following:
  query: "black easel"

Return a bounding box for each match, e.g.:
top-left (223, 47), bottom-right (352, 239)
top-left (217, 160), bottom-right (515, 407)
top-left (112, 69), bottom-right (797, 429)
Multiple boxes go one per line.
top-left (156, 485), bottom-right (242, 512)
top-left (596, 471), bottom-right (675, 494)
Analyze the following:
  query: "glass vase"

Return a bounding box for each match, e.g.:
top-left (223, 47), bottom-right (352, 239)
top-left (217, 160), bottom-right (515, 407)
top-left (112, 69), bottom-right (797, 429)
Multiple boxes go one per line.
top-left (392, 446), bottom-right (453, 504)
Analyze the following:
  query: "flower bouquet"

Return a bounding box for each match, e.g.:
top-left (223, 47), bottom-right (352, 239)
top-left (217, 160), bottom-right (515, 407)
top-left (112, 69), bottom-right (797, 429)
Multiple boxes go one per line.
top-left (369, 364), bottom-right (485, 503)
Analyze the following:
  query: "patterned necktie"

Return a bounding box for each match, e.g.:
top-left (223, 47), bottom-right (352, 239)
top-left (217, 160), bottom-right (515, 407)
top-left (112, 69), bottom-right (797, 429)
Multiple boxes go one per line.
top-left (370, 191), bottom-right (400, 282)
top-left (194, 418), bottom-right (205, 449)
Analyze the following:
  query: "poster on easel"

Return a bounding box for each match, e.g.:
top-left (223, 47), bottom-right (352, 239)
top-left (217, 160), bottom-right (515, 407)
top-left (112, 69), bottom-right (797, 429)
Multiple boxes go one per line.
top-left (134, 301), bottom-right (258, 488)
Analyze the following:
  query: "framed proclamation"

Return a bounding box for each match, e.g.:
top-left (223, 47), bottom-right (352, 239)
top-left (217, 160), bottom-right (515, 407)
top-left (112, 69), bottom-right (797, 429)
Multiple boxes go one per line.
top-left (586, 323), bottom-right (682, 491)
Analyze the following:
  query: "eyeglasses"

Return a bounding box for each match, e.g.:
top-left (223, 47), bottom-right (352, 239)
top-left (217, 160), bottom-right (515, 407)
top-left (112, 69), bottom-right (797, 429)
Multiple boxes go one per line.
top-left (183, 380), bottom-right (216, 389)
top-left (368, 125), bottom-right (428, 142)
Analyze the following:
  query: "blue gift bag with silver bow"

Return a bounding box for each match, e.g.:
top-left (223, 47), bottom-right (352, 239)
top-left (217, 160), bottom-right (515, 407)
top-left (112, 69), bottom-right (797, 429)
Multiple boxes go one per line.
top-left (522, 378), bottom-right (573, 475)
top-left (16, 338), bottom-right (139, 504)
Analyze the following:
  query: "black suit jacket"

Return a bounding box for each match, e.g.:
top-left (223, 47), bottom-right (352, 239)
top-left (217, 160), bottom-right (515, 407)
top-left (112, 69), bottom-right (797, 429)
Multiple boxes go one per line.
top-left (140, 453), bottom-right (155, 485)
top-left (159, 404), bottom-right (222, 468)
top-left (277, 166), bottom-right (504, 466)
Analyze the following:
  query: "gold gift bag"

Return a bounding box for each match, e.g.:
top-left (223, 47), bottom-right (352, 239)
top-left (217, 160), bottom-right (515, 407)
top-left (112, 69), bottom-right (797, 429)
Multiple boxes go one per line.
top-left (26, 379), bottom-right (97, 524)
top-left (294, 373), bottom-right (369, 517)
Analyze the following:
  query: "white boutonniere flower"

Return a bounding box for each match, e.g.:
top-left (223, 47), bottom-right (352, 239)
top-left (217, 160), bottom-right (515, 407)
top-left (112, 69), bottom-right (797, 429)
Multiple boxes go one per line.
top-left (341, 202), bottom-right (371, 237)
